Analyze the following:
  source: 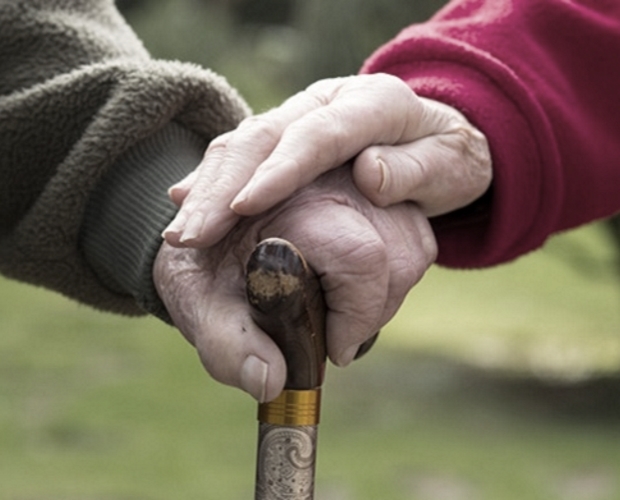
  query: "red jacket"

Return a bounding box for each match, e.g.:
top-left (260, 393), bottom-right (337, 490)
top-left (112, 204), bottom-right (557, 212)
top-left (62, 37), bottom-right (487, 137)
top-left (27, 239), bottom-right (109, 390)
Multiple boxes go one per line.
top-left (362, 0), bottom-right (620, 268)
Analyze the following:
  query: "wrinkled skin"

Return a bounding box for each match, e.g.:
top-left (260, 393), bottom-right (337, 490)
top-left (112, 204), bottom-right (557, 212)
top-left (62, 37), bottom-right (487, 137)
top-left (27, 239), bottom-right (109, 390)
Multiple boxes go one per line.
top-left (155, 73), bottom-right (492, 403)
top-left (163, 74), bottom-right (492, 247)
top-left (154, 167), bottom-right (437, 402)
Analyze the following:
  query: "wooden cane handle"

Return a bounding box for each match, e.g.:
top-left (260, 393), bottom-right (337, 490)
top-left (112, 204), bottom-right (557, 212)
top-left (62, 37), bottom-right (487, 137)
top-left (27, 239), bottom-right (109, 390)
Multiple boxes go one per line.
top-left (247, 238), bottom-right (380, 499)
top-left (246, 237), bottom-right (327, 390)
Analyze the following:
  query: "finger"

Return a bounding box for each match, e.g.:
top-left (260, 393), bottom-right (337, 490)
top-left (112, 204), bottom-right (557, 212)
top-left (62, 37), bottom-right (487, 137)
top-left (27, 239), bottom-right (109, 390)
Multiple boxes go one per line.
top-left (193, 292), bottom-right (288, 403)
top-left (322, 238), bottom-right (388, 368)
top-left (230, 74), bottom-right (427, 216)
top-left (163, 134), bottom-right (243, 247)
top-left (299, 179), bottom-right (436, 364)
top-left (153, 244), bottom-right (287, 402)
top-left (168, 170), bottom-right (198, 207)
top-left (162, 90), bottom-right (337, 247)
top-left (352, 126), bottom-right (492, 216)
top-left (370, 202), bottom-right (438, 328)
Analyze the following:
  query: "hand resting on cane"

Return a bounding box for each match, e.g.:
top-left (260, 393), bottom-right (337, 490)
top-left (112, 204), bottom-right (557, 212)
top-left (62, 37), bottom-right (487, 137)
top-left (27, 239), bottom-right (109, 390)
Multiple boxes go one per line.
top-left (157, 73), bottom-right (491, 403)
top-left (153, 167), bottom-right (437, 403)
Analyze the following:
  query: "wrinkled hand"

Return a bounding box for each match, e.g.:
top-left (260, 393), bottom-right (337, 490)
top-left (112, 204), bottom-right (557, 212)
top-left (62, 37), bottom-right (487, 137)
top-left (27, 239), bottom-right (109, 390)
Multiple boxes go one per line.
top-left (154, 167), bottom-right (436, 402)
top-left (163, 73), bottom-right (491, 247)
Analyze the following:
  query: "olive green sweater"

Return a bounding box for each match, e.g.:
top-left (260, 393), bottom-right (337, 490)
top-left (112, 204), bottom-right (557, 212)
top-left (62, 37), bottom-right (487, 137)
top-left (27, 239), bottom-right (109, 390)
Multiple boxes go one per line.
top-left (0, 0), bottom-right (250, 318)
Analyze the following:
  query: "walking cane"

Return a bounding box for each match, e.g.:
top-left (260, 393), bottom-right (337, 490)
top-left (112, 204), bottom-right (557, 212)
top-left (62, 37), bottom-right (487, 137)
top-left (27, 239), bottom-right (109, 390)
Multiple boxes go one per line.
top-left (246, 237), bottom-right (327, 500)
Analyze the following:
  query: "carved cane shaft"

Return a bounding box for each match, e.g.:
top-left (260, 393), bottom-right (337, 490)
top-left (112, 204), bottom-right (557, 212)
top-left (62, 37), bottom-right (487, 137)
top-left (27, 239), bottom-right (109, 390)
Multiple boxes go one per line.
top-left (246, 238), bottom-right (327, 500)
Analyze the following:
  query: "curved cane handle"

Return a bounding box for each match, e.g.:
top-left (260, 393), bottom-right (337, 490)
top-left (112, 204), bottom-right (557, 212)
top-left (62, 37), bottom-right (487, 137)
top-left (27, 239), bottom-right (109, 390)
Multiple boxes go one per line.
top-left (247, 238), bottom-right (327, 500)
top-left (246, 237), bottom-right (327, 390)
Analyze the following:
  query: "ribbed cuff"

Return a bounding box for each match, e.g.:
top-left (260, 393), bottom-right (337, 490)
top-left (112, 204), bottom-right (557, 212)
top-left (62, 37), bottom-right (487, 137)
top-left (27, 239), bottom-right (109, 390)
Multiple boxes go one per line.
top-left (80, 122), bottom-right (208, 322)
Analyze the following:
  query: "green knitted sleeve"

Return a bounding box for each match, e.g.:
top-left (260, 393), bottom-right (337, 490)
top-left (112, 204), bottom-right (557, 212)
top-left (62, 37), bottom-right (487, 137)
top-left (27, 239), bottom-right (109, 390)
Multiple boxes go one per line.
top-left (0, 0), bottom-right (250, 315)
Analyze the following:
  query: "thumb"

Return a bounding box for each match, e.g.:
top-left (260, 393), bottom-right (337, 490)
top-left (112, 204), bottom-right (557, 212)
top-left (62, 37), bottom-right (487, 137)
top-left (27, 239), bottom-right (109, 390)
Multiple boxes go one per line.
top-left (352, 124), bottom-right (492, 216)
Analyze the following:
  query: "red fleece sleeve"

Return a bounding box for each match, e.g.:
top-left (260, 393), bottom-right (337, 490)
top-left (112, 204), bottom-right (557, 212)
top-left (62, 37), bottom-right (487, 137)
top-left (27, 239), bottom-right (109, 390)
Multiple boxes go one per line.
top-left (362, 0), bottom-right (620, 268)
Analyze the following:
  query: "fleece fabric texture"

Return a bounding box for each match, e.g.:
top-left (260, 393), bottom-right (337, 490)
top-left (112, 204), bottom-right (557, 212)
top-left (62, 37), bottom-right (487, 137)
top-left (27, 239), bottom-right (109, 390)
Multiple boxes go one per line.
top-left (363, 0), bottom-right (620, 268)
top-left (0, 0), bottom-right (250, 316)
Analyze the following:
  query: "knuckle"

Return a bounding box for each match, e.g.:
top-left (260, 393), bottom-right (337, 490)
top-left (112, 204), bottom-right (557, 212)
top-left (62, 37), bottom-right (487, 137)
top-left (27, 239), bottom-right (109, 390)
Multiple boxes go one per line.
top-left (204, 133), bottom-right (230, 157)
top-left (389, 246), bottom-right (432, 297)
top-left (345, 231), bottom-right (388, 271)
top-left (307, 107), bottom-right (350, 148)
top-left (305, 77), bottom-right (348, 102)
top-left (322, 230), bottom-right (388, 298)
top-left (393, 255), bottom-right (423, 291)
top-left (450, 125), bottom-right (493, 195)
top-left (234, 115), bottom-right (280, 145)
top-left (301, 85), bottom-right (332, 106)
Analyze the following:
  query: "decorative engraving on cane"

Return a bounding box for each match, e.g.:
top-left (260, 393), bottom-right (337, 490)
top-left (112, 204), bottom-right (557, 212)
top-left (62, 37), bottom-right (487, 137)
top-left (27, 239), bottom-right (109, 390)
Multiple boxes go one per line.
top-left (255, 423), bottom-right (318, 500)
top-left (248, 239), bottom-right (326, 500)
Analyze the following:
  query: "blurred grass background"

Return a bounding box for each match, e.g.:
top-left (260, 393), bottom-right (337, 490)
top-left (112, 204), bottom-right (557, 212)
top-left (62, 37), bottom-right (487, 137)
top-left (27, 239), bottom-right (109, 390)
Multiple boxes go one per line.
top-left (2, 0), bottom-right (620, 498)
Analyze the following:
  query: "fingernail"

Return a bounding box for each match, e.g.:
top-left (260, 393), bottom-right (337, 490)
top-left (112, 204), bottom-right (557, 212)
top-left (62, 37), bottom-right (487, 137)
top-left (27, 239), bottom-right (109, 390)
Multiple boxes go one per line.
top-left (168, 184), bottom-right (185, 203)
top-left (241, 355), bottom-right (269, 402)
top-left (162, 215), bottom-right (185, 241)
top-left (336, 344), bottom-right (361, 367)
top-left (377, 157), bottom-right (389, 194)
top-left (170, 170), bottom-right (198, 192)
top-left (230, 189), bottom-right (249, 212)
top-left (161, 228), bottom-right (178, 242)
top-left (355, 332), bottom-right (380, 360)
top-left (230, 179), bottom-right (256, 212)
top-left (178, 213), bottom-right (203, 244)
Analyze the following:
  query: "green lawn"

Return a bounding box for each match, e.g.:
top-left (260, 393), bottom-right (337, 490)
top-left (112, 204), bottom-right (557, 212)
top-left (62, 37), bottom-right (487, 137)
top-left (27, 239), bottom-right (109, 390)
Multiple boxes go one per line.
top-left (1, 221), bottom-right (620, 499)
top-left (392, 221), bottom-right (620, 379)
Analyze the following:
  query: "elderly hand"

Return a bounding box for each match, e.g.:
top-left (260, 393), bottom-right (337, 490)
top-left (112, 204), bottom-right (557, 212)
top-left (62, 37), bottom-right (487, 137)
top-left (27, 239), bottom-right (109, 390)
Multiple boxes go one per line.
top-left (153, 167), bottom-right (436, 402)
top-left (163, 73), bottom-right (491, 248)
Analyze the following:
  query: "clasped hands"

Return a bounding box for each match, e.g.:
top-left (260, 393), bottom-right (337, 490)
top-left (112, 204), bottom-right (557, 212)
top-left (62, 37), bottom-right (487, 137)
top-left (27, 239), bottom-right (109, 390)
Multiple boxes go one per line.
top-left (153, 74), bottom-right (492, 402)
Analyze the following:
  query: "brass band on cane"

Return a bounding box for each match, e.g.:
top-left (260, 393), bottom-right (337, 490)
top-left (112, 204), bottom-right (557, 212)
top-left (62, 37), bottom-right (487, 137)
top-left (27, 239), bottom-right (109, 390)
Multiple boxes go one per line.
top-left (247, 238), bottom-right (327, 500)
top-left (258, 389), bottom-right (321, 426)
